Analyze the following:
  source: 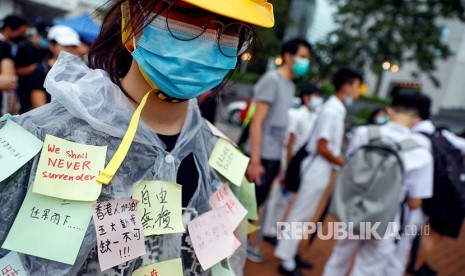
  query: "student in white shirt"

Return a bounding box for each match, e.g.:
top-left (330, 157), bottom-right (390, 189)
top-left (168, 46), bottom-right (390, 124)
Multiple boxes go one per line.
top-left (262, 83), bottom-right (323, 243)
top-left (323, 92), bottom-right (434, 276)
top-left (408, 94), bottom-right (465, 276)
top-left (275, 68), bottom-right (363, 276)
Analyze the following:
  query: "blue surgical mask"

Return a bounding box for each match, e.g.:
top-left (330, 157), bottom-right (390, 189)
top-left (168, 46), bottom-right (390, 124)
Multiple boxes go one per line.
top-left (132, 16), bottom-right (238, 101)
top-left (375, 115), bottom-right (389, 125)
top-left (293, 58), bottom-right (310, 78)
top-left (38, 38), bottom-right (49, 49)
top-left (344, 96), bottom-right (354, 107)
top-left (308, 96), bottom-right (323, 112)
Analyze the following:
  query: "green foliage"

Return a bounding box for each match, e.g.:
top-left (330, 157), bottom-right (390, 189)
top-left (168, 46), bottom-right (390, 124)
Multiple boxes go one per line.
top-left (314, 0), bottom-right (465, 86)
top-left (359, 95), bottom-right (391, 106)
top-left (320, 83), bottom-right (336, 95)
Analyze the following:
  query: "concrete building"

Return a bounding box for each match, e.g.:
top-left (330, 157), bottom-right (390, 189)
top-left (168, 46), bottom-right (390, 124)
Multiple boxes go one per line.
top-left (284, 0), bottom-right (338, 45)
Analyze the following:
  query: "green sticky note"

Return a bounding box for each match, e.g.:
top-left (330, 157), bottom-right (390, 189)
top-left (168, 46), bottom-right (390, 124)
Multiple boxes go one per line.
top-left (132, 180), bottom-right (185, 236)
top-left (211, 258), bottom-right (235, 276)
top-left (132, 258), bottom-right (183, 276)
top-left (0, 119), bottom-right (43, 182)
top-left (208, 138), bottom-right (250, 186)
top-left (239, 182), bottom-right (258, 220)
top-left (33, 134), bottom-right (107, 201)
top-left (2, 189), bottom-right (93, 265)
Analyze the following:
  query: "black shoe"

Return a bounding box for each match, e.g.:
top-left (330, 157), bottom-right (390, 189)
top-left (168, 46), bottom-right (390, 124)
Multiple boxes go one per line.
top-left (263, 235), bottom-right (278, 246)
top-left (295, 254), bottom-right (313, 270)
top-left (406, 265), bottom-right (416, 274)
top-left (414, 263), bottom-right (437, 276)
top-left (278, 264), bottom-right (302, 276)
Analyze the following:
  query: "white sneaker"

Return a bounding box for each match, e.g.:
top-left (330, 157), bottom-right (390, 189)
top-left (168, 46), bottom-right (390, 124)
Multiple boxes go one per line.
top-left (246, 244), bottom-right (265, 263)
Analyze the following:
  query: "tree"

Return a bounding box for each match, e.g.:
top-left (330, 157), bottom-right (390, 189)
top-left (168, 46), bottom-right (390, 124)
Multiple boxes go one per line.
top-left (314, 0), bottom-right (465, 94)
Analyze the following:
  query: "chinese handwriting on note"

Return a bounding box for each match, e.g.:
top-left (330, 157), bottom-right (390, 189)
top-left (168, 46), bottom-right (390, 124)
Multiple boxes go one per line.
top-left (215, 145), bottom-right (233, 171)
top-left (2, 191), bottom-right (93, 265)
top-left (1, 265), bottom-right (20, 276)
top-left (0, 119), bottom-right (43, 182)
top-left (29, 204), bottom-right (76, 228)
top-left (209, 183), bottom-right (248, 231)
top-left (187, 207), bottom-right (240, 270)
top-left (0, 251), bottom-right (26, 276)
top-left (208, 138), bottom-right (249, 186)
top-left (132, 258), bottom-right (183, 276)
top-left (154, 187), bottom-right (173, 230)
top-left (92, 199), bottom-right (146, 271)
top-left (133, 181), bottom-right (184, 236)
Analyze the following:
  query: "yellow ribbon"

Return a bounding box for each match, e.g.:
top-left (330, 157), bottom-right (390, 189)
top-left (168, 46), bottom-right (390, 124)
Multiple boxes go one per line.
top-left (96, 89), bottom-right (153, 185)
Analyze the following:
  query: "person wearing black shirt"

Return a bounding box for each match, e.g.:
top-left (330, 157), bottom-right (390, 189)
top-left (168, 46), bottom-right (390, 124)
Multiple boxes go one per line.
top-left (16, 25), bottom-right (80, 114)
top-left (0, 14), bottom-right (27, 115)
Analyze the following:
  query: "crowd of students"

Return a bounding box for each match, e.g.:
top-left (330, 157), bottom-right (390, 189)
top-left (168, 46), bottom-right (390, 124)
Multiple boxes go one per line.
top-left (242, 38), bottom-right (465, 276)
top-left (0, 14), bottom-right (88, 116)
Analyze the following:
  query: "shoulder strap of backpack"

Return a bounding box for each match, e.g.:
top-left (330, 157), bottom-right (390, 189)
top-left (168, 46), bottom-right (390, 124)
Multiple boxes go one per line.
top-left (397, 138), bottom-right (419, 152)
top-left (368, 126), bottom-right (382, 143)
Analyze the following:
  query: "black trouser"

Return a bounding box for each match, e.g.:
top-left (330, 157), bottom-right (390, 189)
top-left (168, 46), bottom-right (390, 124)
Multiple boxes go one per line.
top-left (255, 158), bottom-right (281, 208)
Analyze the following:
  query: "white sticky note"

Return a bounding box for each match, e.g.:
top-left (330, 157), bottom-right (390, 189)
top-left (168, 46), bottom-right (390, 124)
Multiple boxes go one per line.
top-left (0, 119), bottom-right (43, 182)
top-left (0, 251), bottom-right (27, 276)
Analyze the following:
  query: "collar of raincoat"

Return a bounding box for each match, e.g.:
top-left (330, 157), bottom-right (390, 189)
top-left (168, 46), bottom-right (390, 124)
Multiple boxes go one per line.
top-left (44, 52), bottom-right (203, 154)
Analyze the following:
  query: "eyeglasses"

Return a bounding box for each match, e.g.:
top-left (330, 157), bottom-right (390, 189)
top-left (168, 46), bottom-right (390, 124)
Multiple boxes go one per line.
top-left (163, 0), bottom-right (255, 57)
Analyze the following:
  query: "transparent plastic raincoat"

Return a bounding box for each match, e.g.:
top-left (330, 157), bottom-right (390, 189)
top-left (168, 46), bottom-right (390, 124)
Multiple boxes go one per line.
top-left (0, 52), bottom-right (247, 275)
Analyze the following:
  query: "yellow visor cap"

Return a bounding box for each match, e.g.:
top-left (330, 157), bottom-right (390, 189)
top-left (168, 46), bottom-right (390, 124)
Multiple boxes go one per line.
top-left (181, 0), bottom-right (274, 28)
top-left (359, 84), bottom-right (368, 95)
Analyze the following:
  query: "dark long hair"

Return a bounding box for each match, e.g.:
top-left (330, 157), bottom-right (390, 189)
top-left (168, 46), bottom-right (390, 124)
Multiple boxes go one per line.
top-left (88, 0), bottom-right (162, 86)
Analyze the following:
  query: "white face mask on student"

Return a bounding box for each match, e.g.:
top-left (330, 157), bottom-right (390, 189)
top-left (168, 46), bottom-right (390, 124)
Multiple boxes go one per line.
top-left (308, 96), bottom-right (323, 112)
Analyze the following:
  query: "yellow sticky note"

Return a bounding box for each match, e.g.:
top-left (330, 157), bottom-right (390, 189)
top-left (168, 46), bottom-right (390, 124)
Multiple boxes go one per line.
top-left (132, 258), bottom-right (183, 276)
top-left (239, 182), bottom-right (258, 220)
top-left (247, 222), bottom-right (260, 234)
top-left (132, 180), bottom-right (185, 235)
top-left (33, 134), bottom-right (107, 201)
top-left (209, 138), bottom-right (250, 186)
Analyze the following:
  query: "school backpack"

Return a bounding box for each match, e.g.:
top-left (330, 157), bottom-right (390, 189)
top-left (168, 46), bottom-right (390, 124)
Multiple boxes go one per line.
top-left (330, 126), bottom-right (418, 236)
top-left (284, 144), bottom-right (309, 192)
top-left (420, 129), bottom-right (465, 221)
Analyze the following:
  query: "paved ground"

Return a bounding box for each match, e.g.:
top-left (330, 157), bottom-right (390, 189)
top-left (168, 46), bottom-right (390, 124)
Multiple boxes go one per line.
top-left (244, 217), bottom-right (465, 276)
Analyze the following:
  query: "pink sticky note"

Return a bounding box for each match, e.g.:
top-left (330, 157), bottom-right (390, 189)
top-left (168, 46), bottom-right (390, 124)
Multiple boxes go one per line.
top-left (206, 121), bottom-right (238, 147)
top-left (209, 183), bottom-right (248, 231)
top-left (187, 207), bottom-right (241, 270)
top-left (92, 199), bottom-right (146, 272)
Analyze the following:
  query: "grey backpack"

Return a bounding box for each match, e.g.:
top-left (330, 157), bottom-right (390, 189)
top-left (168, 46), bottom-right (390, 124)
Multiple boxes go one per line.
top-left (330, 126), bottom-right (419, 237)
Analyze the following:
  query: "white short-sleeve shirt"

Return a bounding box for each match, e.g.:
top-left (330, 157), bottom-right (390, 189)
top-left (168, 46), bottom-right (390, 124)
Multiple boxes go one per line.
top-left (413, 120), bottom-right (465, 155)
top-left (281, 106), bottom-right (317, 169)
top-left (300, 96), bottom-right (346, 189)
top-left (305, 95), bottom-right (346, 156)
